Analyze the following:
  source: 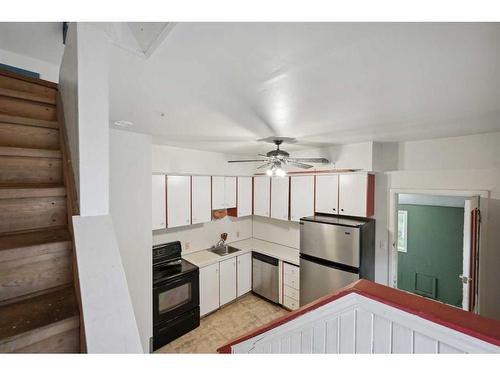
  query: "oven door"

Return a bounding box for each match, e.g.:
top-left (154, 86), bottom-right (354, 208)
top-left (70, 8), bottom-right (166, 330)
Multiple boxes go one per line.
top-left (153, 270), bottom-right (199, 325)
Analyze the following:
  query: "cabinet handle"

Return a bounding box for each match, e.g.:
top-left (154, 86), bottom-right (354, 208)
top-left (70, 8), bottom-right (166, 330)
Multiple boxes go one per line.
top-left (340, 209), bottom-right (344, 212)
top-left (333, 208), bottom-right (336, 211)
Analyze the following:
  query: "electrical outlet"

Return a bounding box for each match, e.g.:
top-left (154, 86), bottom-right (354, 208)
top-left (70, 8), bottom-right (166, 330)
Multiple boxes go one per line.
top-left (185, 242), bottom-right (191, 250)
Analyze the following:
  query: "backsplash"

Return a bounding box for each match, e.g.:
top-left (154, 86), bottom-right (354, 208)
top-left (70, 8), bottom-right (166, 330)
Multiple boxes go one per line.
top-left (252, 215), bottom-right (300, 249)
top-left (153, 216), bottom-right (253, 255)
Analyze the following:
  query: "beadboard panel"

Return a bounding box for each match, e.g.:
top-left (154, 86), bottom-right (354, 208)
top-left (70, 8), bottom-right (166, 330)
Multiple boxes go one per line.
top-left (231, 294), bottom-right (499, 354)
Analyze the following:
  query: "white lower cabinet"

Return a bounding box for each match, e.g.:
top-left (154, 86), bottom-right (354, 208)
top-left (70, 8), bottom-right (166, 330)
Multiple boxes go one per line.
top-left (200, 263), bottom-right (220, 316)
top-left (237, 252), bottom-right (252, 297)
top-left (283, 262), bottom-right (300, 310)
top-left (219, 257), bottom-right (237, 306)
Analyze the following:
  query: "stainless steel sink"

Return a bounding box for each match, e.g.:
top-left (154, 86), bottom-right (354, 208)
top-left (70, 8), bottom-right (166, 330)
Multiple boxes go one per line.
top-left (209, 245), bottom-right (240, 256)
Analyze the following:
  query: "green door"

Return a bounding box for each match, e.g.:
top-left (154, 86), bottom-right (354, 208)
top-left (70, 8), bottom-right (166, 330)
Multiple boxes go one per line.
top-left (397, 204), bottom-right (464, 308)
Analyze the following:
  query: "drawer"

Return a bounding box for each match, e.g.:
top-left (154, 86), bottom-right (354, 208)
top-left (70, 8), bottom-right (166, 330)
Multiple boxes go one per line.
top-left (283, 269), bottom-right (299, 289)
top-left (284, 285), bottom-right (299, 300)
top-left (283, 295), bottom-right (299, 310)
top-left (283, 262), bottom-right (299, 278)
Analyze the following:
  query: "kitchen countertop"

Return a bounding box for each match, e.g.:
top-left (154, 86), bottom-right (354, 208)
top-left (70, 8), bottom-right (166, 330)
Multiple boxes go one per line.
top-left (183, 238), bottom-right (300, 268)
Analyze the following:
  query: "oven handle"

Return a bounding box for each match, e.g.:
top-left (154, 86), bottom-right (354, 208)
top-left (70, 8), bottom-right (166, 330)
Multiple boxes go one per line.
top-left (153, 270), bottom-right (198, 290)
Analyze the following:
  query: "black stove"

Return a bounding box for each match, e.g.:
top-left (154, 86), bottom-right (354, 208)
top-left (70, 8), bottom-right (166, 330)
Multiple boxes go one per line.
top-left (152, 241), bottom-right (200, 351)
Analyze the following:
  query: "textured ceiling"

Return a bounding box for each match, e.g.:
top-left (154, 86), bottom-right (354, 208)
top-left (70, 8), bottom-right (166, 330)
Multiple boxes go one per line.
top-left (109, 23), bottom-right (500, 155)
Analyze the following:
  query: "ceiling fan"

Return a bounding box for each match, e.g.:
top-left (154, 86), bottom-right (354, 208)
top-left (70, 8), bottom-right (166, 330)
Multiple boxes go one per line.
top-left (228, 137), bottom-right (329, 176)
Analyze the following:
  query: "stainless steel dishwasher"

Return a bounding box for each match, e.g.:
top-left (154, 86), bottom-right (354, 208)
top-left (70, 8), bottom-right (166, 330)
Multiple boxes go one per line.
top-left (252, 252), bottom-right (279, 303)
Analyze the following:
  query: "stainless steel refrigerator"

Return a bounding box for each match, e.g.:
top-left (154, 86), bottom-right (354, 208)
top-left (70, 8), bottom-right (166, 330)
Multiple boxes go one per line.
top-left (299, 215), bottom-right (375, 306)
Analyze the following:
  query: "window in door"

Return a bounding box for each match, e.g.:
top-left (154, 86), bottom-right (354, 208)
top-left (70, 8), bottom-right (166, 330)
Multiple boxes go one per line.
top-left (397, 210), bottom-right (408, 253)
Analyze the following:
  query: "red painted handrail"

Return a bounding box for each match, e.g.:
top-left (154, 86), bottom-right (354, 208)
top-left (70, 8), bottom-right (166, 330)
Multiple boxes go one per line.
top-left (217, 280), bottom-right (500, 353)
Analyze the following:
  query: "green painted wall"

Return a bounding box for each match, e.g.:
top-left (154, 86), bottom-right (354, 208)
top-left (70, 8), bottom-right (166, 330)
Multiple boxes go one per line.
top-left (397, 204), bottom-right (464, 308)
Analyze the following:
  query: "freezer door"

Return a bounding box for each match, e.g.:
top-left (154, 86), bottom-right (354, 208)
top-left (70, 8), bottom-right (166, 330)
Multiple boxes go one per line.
top-left (300, 256), bottom-right (359, 306)
top-left (300, 220), bottom-right (360, 268)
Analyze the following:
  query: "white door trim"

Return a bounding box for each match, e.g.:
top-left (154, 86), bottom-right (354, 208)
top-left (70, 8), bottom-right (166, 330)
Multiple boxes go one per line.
top-left (388, 188), bottom-right (489, 312)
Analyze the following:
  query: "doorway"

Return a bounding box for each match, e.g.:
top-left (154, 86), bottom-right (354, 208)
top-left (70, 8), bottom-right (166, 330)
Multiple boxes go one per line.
top-left (389, 190), bottom-right (483, 312)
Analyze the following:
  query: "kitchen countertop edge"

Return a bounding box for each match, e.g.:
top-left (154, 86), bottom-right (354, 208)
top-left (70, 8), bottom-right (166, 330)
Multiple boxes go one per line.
top-left (183, 238), bottom-right (300, 268)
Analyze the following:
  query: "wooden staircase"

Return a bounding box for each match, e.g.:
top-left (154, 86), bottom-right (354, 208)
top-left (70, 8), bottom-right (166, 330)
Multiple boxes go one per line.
top-left (0, 69), bottom-right (81, 353)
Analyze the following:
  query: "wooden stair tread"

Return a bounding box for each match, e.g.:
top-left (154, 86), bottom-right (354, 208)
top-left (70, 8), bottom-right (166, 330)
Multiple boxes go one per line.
top-left (0, 87), bottom-right (56, 105)
top-left (0, 184), bottom-right (66, 199)
top-left (0, 146), bottom-right (62, 159)
top-left (0, 286), bottom-right (77, 341)
top-left (0, 113), bottom-right (59, 129)
top-left (0, 227), bottom-right (70, 252)
top-left (0, 68), bottom-right (58, 89)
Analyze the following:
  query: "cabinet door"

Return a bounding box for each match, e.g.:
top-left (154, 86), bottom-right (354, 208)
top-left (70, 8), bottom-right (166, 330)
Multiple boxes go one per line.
top-left (290, 175), bottom-right (314, 222)
top-left (212, 176), bottom-right (225, 209)
top-left (224, 176), bottom-right (237, 208)
top-left (219, 257), bottom-right (237, 305)
top-left (237, 177), bottom-right (253, 217)
top-left (253, 176), bottom-right (270, 217)
top-left (237, 252), bottom-right (252, 297)
top-left (167, 175), bottom-right (191, 228)
top-left (200, 263), bottom-right (220, 316)
top-left (315, 175), bottom-right (339, 214)
top-left (271, 176), bottom-right (289, 221)
top-left (152, 175), bottom-right (166, 230)
top-left (192, 176), bottom-right (212, 224)
top-left (339, 174), bottom-right (368, 217)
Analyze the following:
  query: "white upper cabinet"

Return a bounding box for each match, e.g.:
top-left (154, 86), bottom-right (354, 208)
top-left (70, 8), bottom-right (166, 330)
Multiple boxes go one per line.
top-left (191, 176), bottom-right (212, 224)
top-left (152, 175), bottom-right (166, 230)
top-left (167, 175), bottom-right (191, 228)
top-left (290, 175), bottom-right (315, 222)
top-left (225, 177), bottom-right (237, 208)
top-left (237, 176), bottom-right (253, 217)
top-left (212, 176), bottom-right (236, 209)
top-left (315, 175), bottom-right (339, 215)
top-left (253, 176), bottom-right (270, 217)
top-left (338, 173), bottom-right (374, 217)
top-left (271, 176), bottom-right (289, 221)
top-left (212, 176), bottom-right (226, 210)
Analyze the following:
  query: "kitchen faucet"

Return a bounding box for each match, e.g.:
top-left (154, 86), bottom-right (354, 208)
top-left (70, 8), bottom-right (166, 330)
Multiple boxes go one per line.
top-left (215, 232), bottom-right (228, 247)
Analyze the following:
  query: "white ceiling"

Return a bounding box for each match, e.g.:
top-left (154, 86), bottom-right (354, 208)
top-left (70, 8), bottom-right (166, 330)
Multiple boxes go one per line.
top-left (0, 22), bottom-right (64, 64)
top-left (109, 23), bottom-right (500, 155)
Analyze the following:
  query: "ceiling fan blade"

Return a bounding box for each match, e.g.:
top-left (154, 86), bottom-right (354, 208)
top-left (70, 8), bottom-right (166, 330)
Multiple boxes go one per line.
top-left (227, 159), bottom-right (269, 163)
top-left (287, 161), bottom-right (313, 169)
top-left (287, 157), bottom-right (330, 164)
top-left (257, 162), bottom-right (274, 169)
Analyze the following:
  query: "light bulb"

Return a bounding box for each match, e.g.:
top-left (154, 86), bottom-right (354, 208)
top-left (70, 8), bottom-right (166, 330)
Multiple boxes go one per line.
top-left (266, 169), bottom-right (273, 176)
top-left (275, 168), bottom-right (286, 177)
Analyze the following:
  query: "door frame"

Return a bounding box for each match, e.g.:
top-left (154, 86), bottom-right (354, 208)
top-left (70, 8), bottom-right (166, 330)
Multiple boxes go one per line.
top-left (388, 188), bottom-right (489, 312)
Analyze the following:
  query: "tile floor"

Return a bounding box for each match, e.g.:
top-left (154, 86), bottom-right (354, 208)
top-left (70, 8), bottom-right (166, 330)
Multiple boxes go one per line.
top-left (155, 293), bottom-right (288, 353)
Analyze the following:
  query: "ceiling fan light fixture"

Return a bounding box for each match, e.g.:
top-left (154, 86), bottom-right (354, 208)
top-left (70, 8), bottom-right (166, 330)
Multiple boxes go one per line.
top-left (275, 167), bottom-right (286, 177)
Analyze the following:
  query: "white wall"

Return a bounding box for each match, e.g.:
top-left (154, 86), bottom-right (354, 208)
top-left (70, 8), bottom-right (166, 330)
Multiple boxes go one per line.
top-left (110, 129), bottom-right (153, 352)
top-left (73, 215), bottom-right (142, 353)
top-left (388, 131), bottom-right (500, 320)
top-left (152, 143), bottom-right (256, 176)
top-left (59, 23), bottom-right (80, 197)
top-left (0, 47), bottom-right (60, 82)
top-left (59, 23), bottom-right (110, 216)
top-left (76, 23), bottom-right (110, 216)
top-left (152, 144), bottom-right (254, 253)
top-left (291, 141), bottom-right (375, 171)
